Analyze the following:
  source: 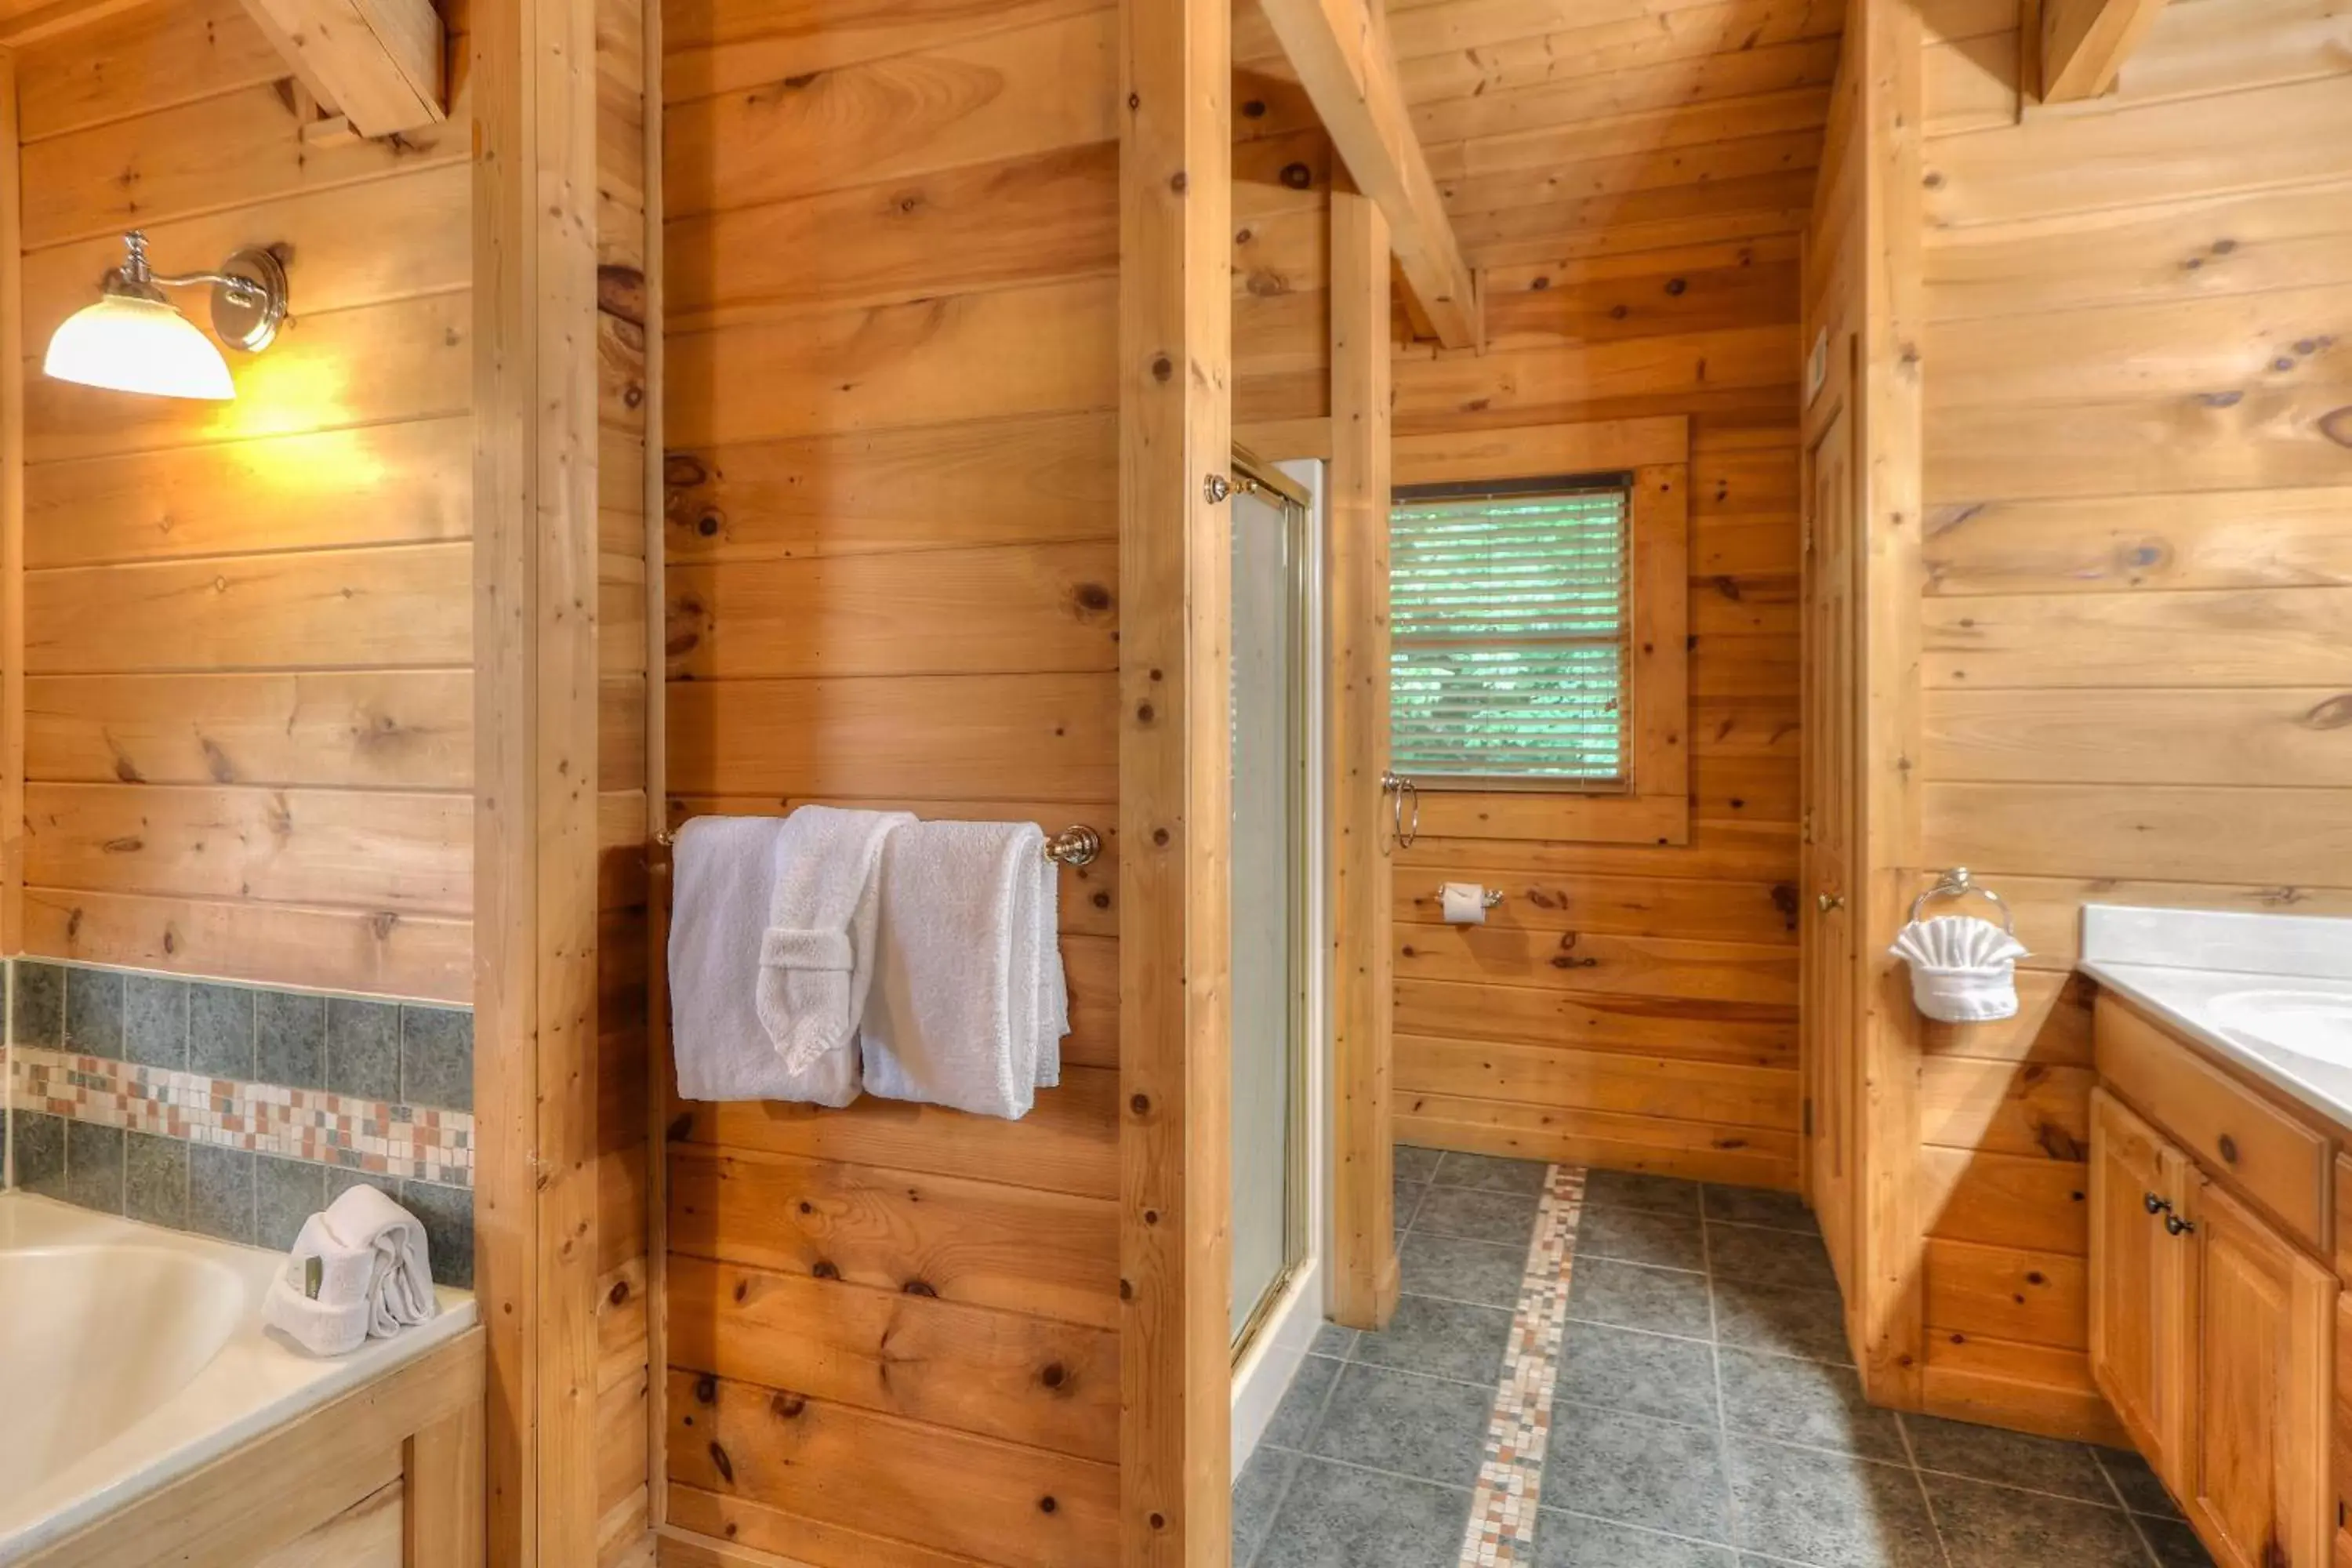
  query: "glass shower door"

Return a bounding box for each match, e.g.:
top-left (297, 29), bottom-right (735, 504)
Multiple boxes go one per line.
top-left (1229, 463), bottom-right (1307, 1349)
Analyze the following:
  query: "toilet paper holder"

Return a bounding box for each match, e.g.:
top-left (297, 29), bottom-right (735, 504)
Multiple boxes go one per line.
top-left (1439, 884), bottom-right (1504, 910)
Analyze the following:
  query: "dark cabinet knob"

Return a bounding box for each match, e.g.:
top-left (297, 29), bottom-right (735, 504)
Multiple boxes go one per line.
top-left (2143, 1192), bottom-right (2171, 1215)
top-left (2165, 1213), bottom-right (2197, 1236)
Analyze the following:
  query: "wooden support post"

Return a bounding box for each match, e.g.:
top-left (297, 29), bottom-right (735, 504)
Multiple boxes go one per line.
top-left (472, 0), bottom-right (606, 1559)
top-left (1855, 0), bottom-right (1928, 1412)
top-left (1325, 168), bottom-right (1398, 1333)
top-left (1118, 0), bottom-right (1232, 1553)
top-left (0, 57), bottom-right (23, 963)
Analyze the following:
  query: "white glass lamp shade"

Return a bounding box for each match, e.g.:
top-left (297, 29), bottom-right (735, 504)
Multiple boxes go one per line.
top-left (42, 292), bottom-right (235, 401)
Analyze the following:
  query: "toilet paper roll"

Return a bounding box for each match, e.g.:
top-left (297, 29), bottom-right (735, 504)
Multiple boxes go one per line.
top-left (1439, 883), bottom-right (1488, 925)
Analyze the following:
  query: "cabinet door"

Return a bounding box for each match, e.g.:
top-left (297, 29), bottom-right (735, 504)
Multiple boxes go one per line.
top-left (2187, 1178), bottom-right (2336, 1568)
top-left (2089, 1088), bottom-right (2194, 1488)
top-left (2336, 1295), bottom-right (2352, 1568)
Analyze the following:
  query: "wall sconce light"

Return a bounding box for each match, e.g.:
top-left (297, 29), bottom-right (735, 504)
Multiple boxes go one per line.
top-left (42, 230), bottom-right (291, 401)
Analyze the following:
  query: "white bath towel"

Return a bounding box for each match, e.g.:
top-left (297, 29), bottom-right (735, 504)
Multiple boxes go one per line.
top-left (860, 819), bottom-right (1070, 1120)
top-left (671, 815), bottom-right (863, 1106)
top-left (1889, 914), bottom-right (2030, 1023)
top-left (757, 804), bottom-right (914, 1076)
top-left (261, 1184), bottom-right (435, 1357)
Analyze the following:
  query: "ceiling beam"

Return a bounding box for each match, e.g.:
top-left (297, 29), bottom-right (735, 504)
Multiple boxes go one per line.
top-left (1258, 0), bottom-right (1480, 349)
top-left (2040, 0), bottom-right (2169, 102)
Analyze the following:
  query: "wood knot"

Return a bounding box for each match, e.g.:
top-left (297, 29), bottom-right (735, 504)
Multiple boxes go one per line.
top-left (903, 1279), bottom-right (938, 1297)
top-left (708, 1442), bottom-right (735, 1484)
top-left (2299, 694), bottom-right (2352, 730)
top-left (1131, 1092), bottom-right (1151, 1115)
top-left (811, 1260), bottom-right (840, 1280)
top-left (608, 1278), bottom-right (630, 1306)
top-left (770, 1391), bottom-right (807, 1419)
top-left (1279, 162), bottom-right (1311, 189)
top-left (1040, 1362), bottom-right (1067, 1388)
top-left (694, 1374), bottom-right (717, 1404)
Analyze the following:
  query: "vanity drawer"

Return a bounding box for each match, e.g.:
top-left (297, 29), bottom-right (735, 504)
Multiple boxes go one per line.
top-left (2093, 993), bottom-right (2330, 1255)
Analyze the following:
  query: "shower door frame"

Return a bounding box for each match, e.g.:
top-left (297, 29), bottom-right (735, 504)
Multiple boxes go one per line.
top-left (1228, 445), bottom-right (1316, 1362)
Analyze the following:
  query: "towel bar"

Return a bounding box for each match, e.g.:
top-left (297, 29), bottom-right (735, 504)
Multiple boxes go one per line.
top-left (652, 821), bottom-right (1104, 868)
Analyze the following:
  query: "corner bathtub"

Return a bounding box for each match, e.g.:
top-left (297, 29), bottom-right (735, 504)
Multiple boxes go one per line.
top-left (0, 1191), bottom-right (477, 1564)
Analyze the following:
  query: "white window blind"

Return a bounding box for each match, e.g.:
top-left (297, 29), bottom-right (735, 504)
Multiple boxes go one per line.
top-left (1388, 480), bottom-right (1631, 785)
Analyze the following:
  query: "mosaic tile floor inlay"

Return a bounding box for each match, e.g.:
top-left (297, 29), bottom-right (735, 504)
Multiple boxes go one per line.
top-left (1458, 1162), bottom-right (1583, 1566)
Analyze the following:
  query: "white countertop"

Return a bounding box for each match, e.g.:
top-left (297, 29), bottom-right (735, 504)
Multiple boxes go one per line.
top-left (2080, 904), bottom-right (2352, 1132)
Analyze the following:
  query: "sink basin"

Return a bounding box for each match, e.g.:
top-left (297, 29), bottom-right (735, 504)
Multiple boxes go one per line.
top-left (2209, 988), bottom-right (2352, 1069)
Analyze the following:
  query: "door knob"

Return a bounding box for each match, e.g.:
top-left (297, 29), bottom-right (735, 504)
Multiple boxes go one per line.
top-left (1817, 892), bottom-right (1845, 913)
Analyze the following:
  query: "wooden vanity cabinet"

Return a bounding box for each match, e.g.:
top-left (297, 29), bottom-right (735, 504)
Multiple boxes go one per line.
top-left (2089, 996), bottom-right (2341, 1568)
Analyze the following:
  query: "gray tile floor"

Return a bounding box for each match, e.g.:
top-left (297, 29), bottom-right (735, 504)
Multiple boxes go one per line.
top-left (1233, 1149), bottom-right (2216, 1568)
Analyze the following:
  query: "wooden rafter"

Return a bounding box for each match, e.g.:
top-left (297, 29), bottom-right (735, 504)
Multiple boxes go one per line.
top-left (1257, 0), bottom-right (1481, 349)
top-left (2040, 0), bottom-right (2169, 102)
top-left (238, 0), bottom-right (446, 138)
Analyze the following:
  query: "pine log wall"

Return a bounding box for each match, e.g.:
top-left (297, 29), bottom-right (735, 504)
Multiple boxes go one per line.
top-left (594, 0), bottom-right (657, 1557)
top-left (1903, 0), bottom-right (2352, 1440)
top-left (11, 0), bottom-right (474, 1000)
top-left (1236, 0), bottom-right (1842, 1187)
top-left (655, 0), bottom-right (1125, 1561)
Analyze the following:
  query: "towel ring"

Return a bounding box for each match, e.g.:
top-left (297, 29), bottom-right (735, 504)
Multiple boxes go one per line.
top-left (1910, 866), bottom-right (2014, 935)
top-left (655, 821), bottom-right (1102, 868)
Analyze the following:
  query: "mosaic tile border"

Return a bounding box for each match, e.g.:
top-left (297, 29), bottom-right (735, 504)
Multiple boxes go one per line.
top-left (9, 1045), bottom-right (474, 1187)
top-left (1458, 1162), bottom-right (1587, 1567)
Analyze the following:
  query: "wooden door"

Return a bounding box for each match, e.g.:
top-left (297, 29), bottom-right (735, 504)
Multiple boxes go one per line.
top-left (2187, 1178), bottom-right (2337, 1568)
top-left (2088, 1089), bottom-right (2195, 1491)
top-left (1799, 393), bottom-right (1858, 1291)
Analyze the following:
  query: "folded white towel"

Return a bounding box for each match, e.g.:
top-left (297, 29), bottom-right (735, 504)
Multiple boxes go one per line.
top-left (671, 815), bottom-right (864, 1106)
top-left (757, 804), bottom-right (913, 1076)
top-left (1889, 914), bottom-right (2030, 1023)
top-left (861, 819), bottom-right (1070, 1120)
top-left (261, 1184), bottom-right (436, 1357)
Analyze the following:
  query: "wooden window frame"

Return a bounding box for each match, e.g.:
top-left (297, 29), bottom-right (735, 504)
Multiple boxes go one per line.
top-left (1391, 416), bottom-right (1690, 847)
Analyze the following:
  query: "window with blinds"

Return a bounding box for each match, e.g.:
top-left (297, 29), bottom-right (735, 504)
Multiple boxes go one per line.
top-left (1388, 477), bottom-right (1632, 786)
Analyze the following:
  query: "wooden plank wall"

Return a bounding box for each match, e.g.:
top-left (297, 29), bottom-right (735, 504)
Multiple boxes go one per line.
top-left (1907, 0), bottom-right (2352, 1439)
top-left (594, 0), bottom-right (655, 1557)
top-left (1301, 0), bottom-right (1838, 1187)
top-left (655, 0), bottom-right (1124, 1560)
top-left (9, 0), bottom-right (473, 1002)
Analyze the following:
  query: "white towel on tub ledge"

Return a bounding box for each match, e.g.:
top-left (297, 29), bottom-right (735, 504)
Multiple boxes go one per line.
top-left (672, 813), bottom-right (901, 1108)
top-left (261, 1184), bottom-right (435, 1357)
top-left (859, 818), bottom-right (1069, 1121)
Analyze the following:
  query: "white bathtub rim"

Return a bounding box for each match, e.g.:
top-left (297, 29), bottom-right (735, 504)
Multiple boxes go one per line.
top-left (0, 1191), bottom-right (477, 1565)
